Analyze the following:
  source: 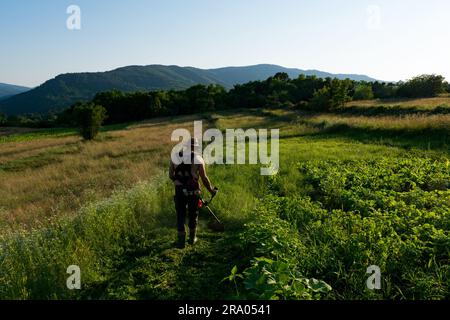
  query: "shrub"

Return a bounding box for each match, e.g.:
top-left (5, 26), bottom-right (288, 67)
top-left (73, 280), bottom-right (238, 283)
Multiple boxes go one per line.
top-left (353, 85), bottom-right (375, 100)
top-left (309, 79), bottom-right (352, 111)
top-left (294, 158), bottom-right (450, 299)
top-left (227, 197), bottom-right (332, 300)
top-left (0, 176), bottom-right (171, 299)
top-left (73, 103), bottom-right (107, 140)
top-left (0, 112), bottom-right (6, 125)
top-left (397, 74), bottom-right (447, 98)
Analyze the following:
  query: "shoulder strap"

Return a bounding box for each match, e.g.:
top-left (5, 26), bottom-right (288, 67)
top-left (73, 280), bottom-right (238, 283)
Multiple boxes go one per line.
top-left (174, 151), bottom-right (196, 186)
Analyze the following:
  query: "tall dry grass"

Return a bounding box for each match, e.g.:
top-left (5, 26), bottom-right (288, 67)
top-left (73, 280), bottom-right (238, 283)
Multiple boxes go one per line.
top-left (0, 174), bottom-right (174, 299)
top-left (0, 121), bottom-right (195, 228)
top-left (308, 114), bottom-right (450, 131)
top-left (1, 106), bottom-right (449, 228)
top-left (347, 96), bottom-right (450, 109)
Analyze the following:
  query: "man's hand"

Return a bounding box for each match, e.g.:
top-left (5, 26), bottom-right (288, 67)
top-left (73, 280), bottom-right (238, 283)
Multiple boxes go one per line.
top-left (210, 187), bottom-right (218, 197)
top-left (199, 163), bottom-right (216, 195)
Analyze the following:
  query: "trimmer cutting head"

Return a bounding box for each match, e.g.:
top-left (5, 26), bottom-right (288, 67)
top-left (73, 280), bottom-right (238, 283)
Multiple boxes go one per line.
top-left (208, 220), bottom-right (225, 232)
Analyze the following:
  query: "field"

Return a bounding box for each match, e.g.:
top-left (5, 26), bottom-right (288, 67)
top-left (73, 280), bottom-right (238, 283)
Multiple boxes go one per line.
top-left (0, 98), bottom-right (449, 300)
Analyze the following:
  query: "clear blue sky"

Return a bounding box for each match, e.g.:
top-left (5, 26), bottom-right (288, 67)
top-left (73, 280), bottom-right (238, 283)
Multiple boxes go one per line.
top-left (1, 0), bottom-right (449, 87)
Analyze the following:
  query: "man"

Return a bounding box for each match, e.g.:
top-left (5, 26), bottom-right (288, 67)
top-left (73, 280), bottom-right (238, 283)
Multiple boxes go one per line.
top-left (169, 138), bottom-right (217, 248)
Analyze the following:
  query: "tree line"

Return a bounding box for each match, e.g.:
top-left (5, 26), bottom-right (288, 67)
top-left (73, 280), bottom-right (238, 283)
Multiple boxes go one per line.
top-left (1, 73), bottom-right (448, 137)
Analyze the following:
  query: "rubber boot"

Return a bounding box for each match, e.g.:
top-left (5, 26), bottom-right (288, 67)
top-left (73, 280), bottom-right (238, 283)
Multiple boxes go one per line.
top-left (188, 228), bottom-right (198, 245)
top-left (176, 231), bottom-right (186, 249)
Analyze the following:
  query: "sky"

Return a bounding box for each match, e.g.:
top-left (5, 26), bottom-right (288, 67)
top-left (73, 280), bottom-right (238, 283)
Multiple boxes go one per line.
top-left (1, 0), bottom-right (449, 87)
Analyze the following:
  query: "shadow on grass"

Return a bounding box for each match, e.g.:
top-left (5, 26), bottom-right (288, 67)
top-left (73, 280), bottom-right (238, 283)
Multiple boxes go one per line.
top-left (81, 204), bottom-right (249, 300)
top-left (335, 105), bottom-right (450, 117)
top-left (0, 142), bottom-right (82, 172)
top-left (168, 231), bottom-right (244, 300)
top-left (300, 122), bottom-right (450, 153)
top-left (82, 233), bottom-right (245, 300)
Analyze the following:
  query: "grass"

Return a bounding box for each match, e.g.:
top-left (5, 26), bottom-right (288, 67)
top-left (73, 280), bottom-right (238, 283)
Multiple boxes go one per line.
top-left (346, 95), bottom-right (450, 109)
top-left (308, 114), bottom-right (450, 131)
top-left (295, 113), bottom-right (450, 151)
top-left (0, 162), bottom-right (264, 299)
top-left (0, 121), bottom-right (190, 227)
top-left (0, 98), bottom-right (449, 300)
top-left (0, 122), bottom-right (133, 144)
top-left (0, 128), bottom-right (77, 143)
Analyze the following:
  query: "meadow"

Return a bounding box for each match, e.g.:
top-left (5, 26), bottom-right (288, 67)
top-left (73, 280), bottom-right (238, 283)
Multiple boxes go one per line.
top-left (0, 98), bottom-right (449, 300)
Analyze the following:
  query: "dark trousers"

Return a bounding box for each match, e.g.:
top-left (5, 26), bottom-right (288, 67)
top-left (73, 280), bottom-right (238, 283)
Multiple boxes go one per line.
top-left (174, 186), bottom-right (199, 232)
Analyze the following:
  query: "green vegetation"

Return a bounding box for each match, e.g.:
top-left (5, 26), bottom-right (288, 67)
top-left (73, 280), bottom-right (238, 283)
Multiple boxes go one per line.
top-left (262, 158), bottom-right (449, 299)
top-left (353, 84), bottom-right (375, 100)
top-left (308, 78), bottom-right (352, 111)
top-left (54, 72), bottom-right (447, 127)
top-left (0, 176), bottom-right (173, 299)
top-left (0, 100), bottom-right (449, 300)
top-left (231, 201), bottom-right (332, 300)
top-left (2, 72), bottom-right (448, 129)
top-left (398, 75), bottom-right (448, 98)
top-left (0, 83), bottom-right (29, 100)
top-left (0, 112), bottom-right (6, 125)
top-left (0, 127), bottom-right (76, 143)
top-left (0, 64), bottom-right (375, 116)
top-left (73, 103), bottom-right (107, 140)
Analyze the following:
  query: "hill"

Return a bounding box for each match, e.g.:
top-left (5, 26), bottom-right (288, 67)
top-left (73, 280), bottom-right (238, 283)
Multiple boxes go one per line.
top-left (0, 64), bottom-right (377, 115)
top-left (0, 83), bottom-right (30, 101)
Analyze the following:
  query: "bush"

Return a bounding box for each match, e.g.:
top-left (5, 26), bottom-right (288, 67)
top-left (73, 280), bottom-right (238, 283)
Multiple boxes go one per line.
top-left (294, 158), bottom-right (450, 299)
top-left (0, 112), bottom-right (6, 125)
top-left (372, 82), bottom-right (398, 99)
top-left (308, 86), bottom-right (332, 111)
top-left (227, 197), bottom-right (332, 300)
top-left (353, 85), bottom-right (374, 100)
top-left (397, 74), bottom-right (447, 98)
top-left (249, 158), bottom-right (449, 299)
top-left (309, 79), bottom-right (352, 111)
top-left (73, 103), bottom-right (107, 140)
top-left (0, 176), bottom-right (171, 299)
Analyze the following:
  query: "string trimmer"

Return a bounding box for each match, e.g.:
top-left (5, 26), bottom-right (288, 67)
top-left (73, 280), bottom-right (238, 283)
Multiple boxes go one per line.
top-left (198, 187), bottom-right (224, 232)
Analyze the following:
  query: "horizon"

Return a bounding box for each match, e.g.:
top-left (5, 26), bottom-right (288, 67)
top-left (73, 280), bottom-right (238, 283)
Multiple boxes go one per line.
top-left (1, 0), bottom-right (450, 87)
top-left (1, 63), bottom-right (385, 89)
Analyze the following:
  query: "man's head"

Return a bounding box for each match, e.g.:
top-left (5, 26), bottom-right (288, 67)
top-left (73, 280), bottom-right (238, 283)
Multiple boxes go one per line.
top-left (190, 138), bottom-right (200, 147)
top-left (187, 138), bottom-right (200, 153)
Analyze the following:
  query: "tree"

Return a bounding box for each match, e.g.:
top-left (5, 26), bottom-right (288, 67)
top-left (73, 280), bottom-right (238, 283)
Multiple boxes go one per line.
top-left (149, 91), bottom-right (169, 116)
top-left (73, 103), bottom-right (107, 140)
top-left (397, 74), bottom-right (447, 98)
top-left (353, 84), bottom-right (374, 100)
top-left (0, 112), bottom-right (6, 126)
top-left (309, 86), bottom-right (332, 111)
top-left (309, 79), bottom-right (352, 111)
top-left (372, 82), bottom-right (397, 99)
top-left (292, 75), bottom-right (326, 102)
top-left (273, 72), bottom-right (290, 82)
top-left (92, 90), bottom-right (124, 124)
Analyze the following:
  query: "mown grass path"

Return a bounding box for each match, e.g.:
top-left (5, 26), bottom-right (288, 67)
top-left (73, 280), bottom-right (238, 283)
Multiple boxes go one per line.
top-left (84, 217), bottom-right (246, 300)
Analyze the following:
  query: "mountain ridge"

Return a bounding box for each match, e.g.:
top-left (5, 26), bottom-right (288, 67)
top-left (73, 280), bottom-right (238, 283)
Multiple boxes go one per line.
top-left (0, 83), bottom-right (30, 102)
top-left (0, 64), bottom-right (378, 115)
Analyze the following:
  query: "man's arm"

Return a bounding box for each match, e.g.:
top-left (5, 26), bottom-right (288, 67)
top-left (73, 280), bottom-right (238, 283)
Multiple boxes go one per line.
top-left (169, 161), bottom-right (176, 182)
top-left (198, 163), bottom-right (215, 195)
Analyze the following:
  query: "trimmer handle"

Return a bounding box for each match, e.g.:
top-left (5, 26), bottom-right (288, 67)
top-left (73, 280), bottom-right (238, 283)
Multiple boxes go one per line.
top-left (211, 187), bottom-right (219, 198)
top-left (203, 187), bottom-right (219, 206)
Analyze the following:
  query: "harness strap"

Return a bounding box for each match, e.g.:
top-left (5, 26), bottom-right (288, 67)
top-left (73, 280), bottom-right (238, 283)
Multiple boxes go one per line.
top-left (174, 151), bottom-right (199, 190)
